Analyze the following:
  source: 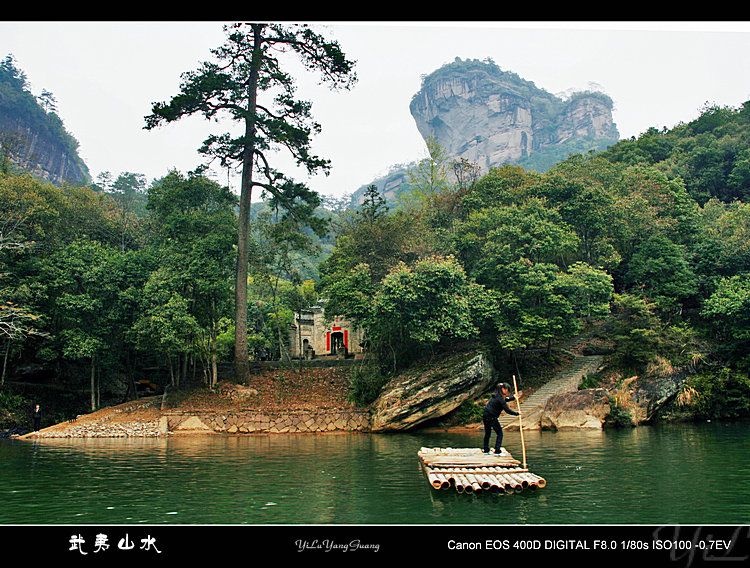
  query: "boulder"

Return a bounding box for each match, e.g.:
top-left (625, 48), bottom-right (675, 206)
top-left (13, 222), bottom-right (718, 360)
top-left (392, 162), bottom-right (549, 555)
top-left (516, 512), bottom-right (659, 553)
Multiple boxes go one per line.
top-left (616, 370), bottom-right (689, 425)
top-left (174, 416), bottom-right (211, 431)
top-left (504, 406), bottom-right (544, 431)
top-left (371, 349), bottom-right (494, 431)
top-left (540, 388), bottom-right (611, 430)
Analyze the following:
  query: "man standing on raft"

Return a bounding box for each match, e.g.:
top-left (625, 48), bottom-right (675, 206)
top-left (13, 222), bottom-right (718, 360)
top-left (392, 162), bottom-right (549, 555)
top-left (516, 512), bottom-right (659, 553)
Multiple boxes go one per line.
top-left (482, 382), bottom-right (520, 455)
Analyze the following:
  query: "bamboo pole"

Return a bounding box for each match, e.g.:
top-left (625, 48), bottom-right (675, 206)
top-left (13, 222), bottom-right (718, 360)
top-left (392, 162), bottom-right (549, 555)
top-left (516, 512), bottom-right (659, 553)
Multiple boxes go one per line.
top-left (429, 474), bottom-right (442, 489)
top-left (454, 476), bottom-right (465, 493)
top-left (512, 374), bottom-right (527, 469)
top-left (437, 474), bottom-right (450, 490)
top-left (431, 468), bottom-right (529, 475)
top-left (508, 473), bottom-right (529, 489)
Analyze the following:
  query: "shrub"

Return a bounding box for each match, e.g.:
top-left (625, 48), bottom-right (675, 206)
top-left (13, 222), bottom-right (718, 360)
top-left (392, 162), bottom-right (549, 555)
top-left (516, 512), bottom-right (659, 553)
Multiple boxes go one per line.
top-left (452, 399), bottom-right (485, 425)
top-left (0, 390), bottom-right (30, 429)
top-left (686, 368), bottom-right (750, 419)
top-left (606, 396), bottom-right (635, 428)
top-left (349, 365), bottom-right (389, 407)
top-left (579, 372), bottom-right (603, 390)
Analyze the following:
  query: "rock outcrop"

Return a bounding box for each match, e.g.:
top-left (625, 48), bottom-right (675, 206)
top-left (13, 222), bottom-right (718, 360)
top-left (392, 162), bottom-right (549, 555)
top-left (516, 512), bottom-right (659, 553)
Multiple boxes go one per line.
top-left (612, 371), bottom-right (690, 425)
top-left (370, 349), bottom-right (494, 431)
top-left (539, 388), bottom-right (612, 430)
top-left (533, 370), bottom-right (689, 430)
top-left (0, 118), bottom-right (91, 186)
top-left (409, 58), bottom-right (618, 173)
top-left (0, 57), bottom-right (90, 186)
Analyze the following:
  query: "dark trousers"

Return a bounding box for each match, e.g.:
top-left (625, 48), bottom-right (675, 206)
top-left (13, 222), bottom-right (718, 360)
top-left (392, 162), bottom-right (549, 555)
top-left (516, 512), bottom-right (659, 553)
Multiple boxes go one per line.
top-left (33, 418), bottom-right (41, 431)
top-left (482, 414), bottom-right (502, 453)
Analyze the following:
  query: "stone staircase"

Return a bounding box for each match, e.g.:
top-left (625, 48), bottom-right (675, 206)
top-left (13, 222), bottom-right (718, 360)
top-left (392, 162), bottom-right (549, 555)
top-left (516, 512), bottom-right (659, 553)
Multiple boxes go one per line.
top-left (499, 354), bottom-right (603, 429)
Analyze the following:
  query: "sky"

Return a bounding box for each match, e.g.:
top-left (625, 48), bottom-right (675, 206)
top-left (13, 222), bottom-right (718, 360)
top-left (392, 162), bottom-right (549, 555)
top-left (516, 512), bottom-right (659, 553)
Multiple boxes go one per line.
top-left (2, 21), bottom-right (750, 199)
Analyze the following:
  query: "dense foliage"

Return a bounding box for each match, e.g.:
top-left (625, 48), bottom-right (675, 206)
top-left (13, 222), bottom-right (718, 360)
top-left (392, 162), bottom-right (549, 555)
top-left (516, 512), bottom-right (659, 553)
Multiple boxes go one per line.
top-left (323, 101), bottom-right (750, 413)
top-left (4, 48), bottom-right (750, 424)
top-left (0, 167), bottom-right (322, 418)
top-left (603, 102), bottom-right (750, 204)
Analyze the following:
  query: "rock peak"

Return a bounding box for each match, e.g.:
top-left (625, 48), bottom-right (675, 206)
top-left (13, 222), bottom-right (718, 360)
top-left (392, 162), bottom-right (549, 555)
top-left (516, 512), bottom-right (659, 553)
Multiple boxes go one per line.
top-left (410, 58), bottom-right (619, 172)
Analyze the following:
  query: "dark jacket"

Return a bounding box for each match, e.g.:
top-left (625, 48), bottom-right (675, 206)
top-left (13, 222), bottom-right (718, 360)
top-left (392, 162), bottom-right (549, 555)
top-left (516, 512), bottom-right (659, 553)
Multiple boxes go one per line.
top-left (483, 392), bottom-right (519, 418)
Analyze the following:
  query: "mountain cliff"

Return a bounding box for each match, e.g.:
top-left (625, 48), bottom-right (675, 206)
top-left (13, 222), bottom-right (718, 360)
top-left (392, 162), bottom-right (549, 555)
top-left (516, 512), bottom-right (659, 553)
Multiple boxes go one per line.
top-left (410, 58), bottom-right (619, 173)
top-left (0, 55), bottom-right (90, 185)
top-left (351, 58), bottom-right (619, 206)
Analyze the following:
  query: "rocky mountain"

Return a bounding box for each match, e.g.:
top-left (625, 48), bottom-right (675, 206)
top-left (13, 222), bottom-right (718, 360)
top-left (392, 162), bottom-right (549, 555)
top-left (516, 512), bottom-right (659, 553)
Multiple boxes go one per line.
top-left (351, 58), bottom-right (619, 206)
top-left (350, 164), bottom-right (412, 206)
top-left (0, 55), bottom-right (90, 186)
top-left (410, 58), bottom-right (619, 173)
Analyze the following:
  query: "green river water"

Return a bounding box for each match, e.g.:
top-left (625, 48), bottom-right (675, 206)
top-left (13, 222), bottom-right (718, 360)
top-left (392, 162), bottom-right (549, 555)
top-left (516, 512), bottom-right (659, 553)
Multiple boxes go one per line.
top-left (1, 422), bottom-right (748, 524)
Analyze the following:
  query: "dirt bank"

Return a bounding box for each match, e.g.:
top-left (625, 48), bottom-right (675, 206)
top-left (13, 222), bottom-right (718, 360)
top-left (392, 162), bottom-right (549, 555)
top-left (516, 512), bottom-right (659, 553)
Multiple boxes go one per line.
top-left (18, 367), bottom-right (366, 439)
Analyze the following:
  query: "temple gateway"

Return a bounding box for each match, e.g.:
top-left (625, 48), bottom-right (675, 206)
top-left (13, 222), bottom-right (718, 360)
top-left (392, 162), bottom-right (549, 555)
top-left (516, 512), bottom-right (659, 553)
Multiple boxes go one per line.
top-left (288, 305), bottom-right (365, 359)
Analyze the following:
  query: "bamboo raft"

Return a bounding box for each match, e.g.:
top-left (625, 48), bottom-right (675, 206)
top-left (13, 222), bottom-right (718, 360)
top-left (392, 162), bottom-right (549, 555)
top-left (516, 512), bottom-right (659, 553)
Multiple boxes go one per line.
top-left (418, 447), bottom-right (547, 495)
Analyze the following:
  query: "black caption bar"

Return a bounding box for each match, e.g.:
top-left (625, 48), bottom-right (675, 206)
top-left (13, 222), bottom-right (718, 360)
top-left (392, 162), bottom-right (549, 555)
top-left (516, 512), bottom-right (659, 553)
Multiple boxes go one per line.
top-left (3, 525), bottom-right (749, 564)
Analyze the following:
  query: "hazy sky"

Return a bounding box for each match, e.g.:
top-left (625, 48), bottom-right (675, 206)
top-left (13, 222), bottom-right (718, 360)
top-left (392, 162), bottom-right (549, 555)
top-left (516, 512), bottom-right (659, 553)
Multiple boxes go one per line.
top-left (2, 21), bottom-right (750, 199)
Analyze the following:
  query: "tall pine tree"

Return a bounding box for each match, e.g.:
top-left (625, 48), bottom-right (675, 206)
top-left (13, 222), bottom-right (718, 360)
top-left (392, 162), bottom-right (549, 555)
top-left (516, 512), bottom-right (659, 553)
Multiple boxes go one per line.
top-left (144, 23), bottom-right (356, 381)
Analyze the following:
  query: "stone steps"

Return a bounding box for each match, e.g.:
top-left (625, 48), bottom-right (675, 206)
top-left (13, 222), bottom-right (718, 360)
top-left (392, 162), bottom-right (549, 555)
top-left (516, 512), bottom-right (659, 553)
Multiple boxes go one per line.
top-left (498, 355), bottom-right (602, 427)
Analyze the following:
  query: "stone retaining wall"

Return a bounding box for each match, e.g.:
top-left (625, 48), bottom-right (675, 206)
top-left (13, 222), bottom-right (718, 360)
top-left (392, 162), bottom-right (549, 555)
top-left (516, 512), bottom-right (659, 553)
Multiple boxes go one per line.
top-left (167, 409), bottom-right (371, 434)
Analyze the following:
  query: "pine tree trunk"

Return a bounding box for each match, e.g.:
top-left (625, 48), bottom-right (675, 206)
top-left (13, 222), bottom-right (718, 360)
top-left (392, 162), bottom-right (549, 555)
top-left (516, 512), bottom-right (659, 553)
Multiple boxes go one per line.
top-left (234, 25), bottom-right (264, 385)
top-left (211, 350), bottom-right (218, 388)
top-left (181, 352), bottom-right (188, 387)
top-left (1, 342), bottom-right (9, 386)
top-left (513, 350), bottom-right (523, 390)
top-left (90, 357), bottom-right (96, 412)
top-left (126, 350), bottom-right (138, 401)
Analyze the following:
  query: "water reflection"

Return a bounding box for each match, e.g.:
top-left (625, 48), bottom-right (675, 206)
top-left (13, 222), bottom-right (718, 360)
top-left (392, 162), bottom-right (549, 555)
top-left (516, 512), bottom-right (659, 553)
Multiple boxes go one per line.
top-left (1, 423), bottom-right (748, 524)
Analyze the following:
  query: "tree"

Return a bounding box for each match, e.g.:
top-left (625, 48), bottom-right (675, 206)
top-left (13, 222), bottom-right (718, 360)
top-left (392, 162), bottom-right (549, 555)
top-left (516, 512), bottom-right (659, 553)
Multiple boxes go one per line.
top-left (368, 256), bottom-right (480, 370)
top-left (143, 171), bottom-right (237, 387)
top-left (284, 276), bottom-right (317, 359)
top-left (625, 234), bottom-right (697, 313)
top-left (452, 199), bottom-right (579, 288)
top-left (402, 136), bottom-right (451, 208)
top-left (144, 23), bottom-right (356, 382)
top-left (452, 158), bottom-right (481, 191)
top-left (43, 241), bottom-right (122, 410)
top-left (37, 89), bottom-right (57, 114)
top-left (320, 186), bottom-right (428, 287)
top-left (702, 274), bottom-right (750, 368)
top-left (608, 293), bottom-right (662, 370)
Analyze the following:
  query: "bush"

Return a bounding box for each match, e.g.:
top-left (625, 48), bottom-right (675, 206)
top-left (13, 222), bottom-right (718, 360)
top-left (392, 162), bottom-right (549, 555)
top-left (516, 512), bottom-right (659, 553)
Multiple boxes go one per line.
top-left (349, 365), bottom-right (390, 407)
top-left (579, 372), bottom-right (603, 389)
top-left (606, 396), bottom-right (635, 428)
top-left (686, 368), bottom-right (750, 419)
top-left (0, 390), bottom-right (30, 429)
top-left (452, 399), bottom-right (486, 425)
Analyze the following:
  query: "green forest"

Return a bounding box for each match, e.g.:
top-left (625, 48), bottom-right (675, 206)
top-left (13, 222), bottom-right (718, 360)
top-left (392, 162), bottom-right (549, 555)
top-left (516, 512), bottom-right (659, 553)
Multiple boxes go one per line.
top-left (2, 29), bottom-right (750, 432)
